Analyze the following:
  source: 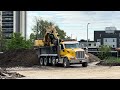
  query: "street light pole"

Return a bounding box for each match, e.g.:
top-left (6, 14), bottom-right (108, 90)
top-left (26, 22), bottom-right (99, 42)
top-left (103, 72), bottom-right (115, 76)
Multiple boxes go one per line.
top-left (87, 23), bottom-right (90, 52)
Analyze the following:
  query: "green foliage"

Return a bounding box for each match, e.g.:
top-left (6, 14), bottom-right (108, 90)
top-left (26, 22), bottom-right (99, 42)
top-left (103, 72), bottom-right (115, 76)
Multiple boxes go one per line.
top-left (30, 33), bottom-right (36, 40)
top-left (98, 45), bottom-right (112, 60)
top-left (32, 17), bottom-right (68, 39)
top-left (29, 33), bottom-right (36, 44)
top-left (6, 33), bottom-right (33, 50)
top-left (0, 25), bottom-right (6, 52)
top-left (55, 25), bottom-right (66, 39)
top-left (32, 18), bottom-right (54, 38)
top-left (104, 57), bottom-right (120, 63)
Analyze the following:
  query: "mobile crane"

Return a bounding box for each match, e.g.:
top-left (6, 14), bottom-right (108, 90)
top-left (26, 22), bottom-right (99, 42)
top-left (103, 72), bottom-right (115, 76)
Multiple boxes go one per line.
top-left (34, 25), bottom-right (88, 67)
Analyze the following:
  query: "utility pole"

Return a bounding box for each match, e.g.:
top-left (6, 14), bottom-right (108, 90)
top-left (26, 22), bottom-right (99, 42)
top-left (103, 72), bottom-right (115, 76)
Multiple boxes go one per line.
top-left (87, 23), bottom-right (90, 52)
top-left (36, 20), bottom-right (39, 39)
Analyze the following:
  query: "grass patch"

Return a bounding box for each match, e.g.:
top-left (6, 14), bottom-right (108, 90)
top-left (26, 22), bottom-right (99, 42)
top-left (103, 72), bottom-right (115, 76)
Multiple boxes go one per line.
top-left (104, 57), bottom-right (120, 63)
top-left (96, 57), bottom-right (120, 66)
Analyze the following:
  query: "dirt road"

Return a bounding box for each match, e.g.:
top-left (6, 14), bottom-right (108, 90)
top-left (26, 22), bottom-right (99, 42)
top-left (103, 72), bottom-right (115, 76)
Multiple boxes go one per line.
top-left (6, 62), bottom-right (120, 79)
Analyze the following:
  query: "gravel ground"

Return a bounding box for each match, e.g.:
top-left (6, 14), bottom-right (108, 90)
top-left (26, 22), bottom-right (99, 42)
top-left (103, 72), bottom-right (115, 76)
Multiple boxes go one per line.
top-left (5, 62), bottom-right (120, 79)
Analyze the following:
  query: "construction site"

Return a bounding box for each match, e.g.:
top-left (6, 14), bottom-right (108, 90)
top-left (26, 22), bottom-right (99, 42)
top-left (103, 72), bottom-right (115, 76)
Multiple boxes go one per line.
top-left (1, 11), bottom-right (120, 79)
top-left (0, 25), bottom-right (120, 79)
top-left (0, 50), bottom-right (106, 79)
top-left (0, 24), bottom-right (102, 79)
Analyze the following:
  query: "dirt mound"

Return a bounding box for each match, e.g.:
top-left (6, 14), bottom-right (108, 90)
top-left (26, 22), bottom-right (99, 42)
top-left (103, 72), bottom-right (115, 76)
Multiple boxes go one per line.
top-left (85, 53), bottom-right (101, 62)
top-left (0, 68), bottom-right (25, 79)
top-left (0, 49), bottom-right (39, 67)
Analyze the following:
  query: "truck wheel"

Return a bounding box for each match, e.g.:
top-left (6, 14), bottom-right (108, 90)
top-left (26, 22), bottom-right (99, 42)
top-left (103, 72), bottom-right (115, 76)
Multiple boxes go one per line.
top-left (63, 58), bottom-right (70, 68)
top-left (52, 57), bottom-right (56, 66)
top-left (47, 57), bottom-right (51, 66)
top-left (40, 57), bottom-right (44, 66)
top-left (44, 57), bottom-right (48, 66)
top-left (82, 62), bottom-right (88, 67)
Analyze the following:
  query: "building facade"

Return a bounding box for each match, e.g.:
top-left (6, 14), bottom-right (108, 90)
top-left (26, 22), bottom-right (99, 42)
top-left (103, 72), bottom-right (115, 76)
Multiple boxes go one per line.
top-left (0, 12), bottom-right (1, 25)
top-left (94, 27), bottom-right (120, 48)
top-left (79, 40), bottom-right (101, 51)
top-left (0, 11), bottom-right (27, 39)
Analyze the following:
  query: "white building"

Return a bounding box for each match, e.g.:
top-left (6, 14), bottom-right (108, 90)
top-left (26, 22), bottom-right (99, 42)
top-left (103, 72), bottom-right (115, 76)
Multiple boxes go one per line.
top-left (78, 40), bottom-right (101, 52)
top-left (94, 26), bottom-right (120, 48)
top-left (79, 41), bottom-right (101, 48)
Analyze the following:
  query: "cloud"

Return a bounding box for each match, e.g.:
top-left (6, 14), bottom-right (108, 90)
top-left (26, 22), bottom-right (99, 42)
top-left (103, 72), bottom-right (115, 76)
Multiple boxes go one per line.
top-left (27, 11), bottom-right (120, 40)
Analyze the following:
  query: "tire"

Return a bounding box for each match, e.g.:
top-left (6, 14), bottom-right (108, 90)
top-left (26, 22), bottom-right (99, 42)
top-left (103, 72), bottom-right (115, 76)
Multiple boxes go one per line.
top-left (82, 62), bottom-right (88, 67)
top-left (44, 57), bottom-right (48, 66)
top-left (63, 58), bottom-right (70, 68)
top-left (40, 57), bottom-right (44, 66)
top-left (51, 57), bottom-right (56, 66)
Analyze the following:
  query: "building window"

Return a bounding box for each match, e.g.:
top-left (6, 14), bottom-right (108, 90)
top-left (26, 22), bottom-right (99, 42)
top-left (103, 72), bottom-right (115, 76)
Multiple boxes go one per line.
top-left (2, 29), bottom-right (13, 33)
top-left (94, 43), bottom-right (96, 46)
top-left (100, 34), bottom-right (101, 37)
top-left (113, 45), bottom-right (115, 48)
top-left (97, 39), bottom-right (101, 42)
top-left (2, 23), bottom-right (13, 26)
top-left (2, 11), bottom-right (13, 16)
top-left (89, 44), bottom-right (91, 46)
top-left (4, 33), bottom-right (12, 38)
top-left (113, 39), bottom-right (115, 42)
top-left (2, 17), bottom-right (13, 20)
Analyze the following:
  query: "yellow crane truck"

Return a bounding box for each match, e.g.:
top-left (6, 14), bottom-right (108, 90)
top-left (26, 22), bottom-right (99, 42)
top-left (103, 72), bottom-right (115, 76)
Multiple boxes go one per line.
top-left (34, 25), bottom-right (88, 67)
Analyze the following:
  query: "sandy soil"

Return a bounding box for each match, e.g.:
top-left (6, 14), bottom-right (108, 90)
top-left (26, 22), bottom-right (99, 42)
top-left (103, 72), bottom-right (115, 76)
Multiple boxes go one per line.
top-left (6, 62), bottom-right (120, 79)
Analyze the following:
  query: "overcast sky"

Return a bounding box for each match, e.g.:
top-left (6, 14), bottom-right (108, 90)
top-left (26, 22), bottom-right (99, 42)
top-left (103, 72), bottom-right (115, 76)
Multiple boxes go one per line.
top-left (27, 11), bottom-right (120, 41)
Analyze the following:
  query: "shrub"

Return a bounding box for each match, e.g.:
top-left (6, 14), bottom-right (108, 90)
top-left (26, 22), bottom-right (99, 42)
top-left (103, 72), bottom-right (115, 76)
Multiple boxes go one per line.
top-left (98, 45), bottom-right (112, 60)
top-left (6, 33), bottom-right (33, 50)
top-left (104, 57), bottom-right (120, 63)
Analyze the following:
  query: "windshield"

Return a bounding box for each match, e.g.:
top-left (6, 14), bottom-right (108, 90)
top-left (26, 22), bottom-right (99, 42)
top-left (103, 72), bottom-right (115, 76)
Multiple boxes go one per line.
top-left (64, 43), bottom-right (80, 49)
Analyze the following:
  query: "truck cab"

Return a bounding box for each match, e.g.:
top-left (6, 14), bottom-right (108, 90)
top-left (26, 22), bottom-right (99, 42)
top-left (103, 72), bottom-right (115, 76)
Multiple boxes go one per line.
top-left (59, 40), bottom-right (88, 67)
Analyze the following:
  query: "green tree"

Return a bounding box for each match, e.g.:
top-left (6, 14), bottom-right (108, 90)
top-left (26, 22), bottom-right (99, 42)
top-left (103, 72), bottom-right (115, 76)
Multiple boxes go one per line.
top-left (98, 45), bottom-right (112, 60)
top-left (32, 17), bottom-right (67, 39)
top-left (29, 33), bottom-right (36, 44)
top-left (0, 25), bottom-right (6, 51)
top-left (55, 25), bottom-right (66, 39)
top-left (30, 33), bottom-right (36, 40)
top-left (6, 33), bottom-right (33, 50)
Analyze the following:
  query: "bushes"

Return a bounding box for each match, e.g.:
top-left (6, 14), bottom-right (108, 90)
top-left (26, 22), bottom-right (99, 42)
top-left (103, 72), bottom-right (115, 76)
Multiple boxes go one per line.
top-left (104, 57), bottom-right (120, 63)
top-left (98, 45), bottom-right (112, 60)
top-left (96, 57), bottom-right (120, 66)
top-left (6, 33), bottom-right (33, 50)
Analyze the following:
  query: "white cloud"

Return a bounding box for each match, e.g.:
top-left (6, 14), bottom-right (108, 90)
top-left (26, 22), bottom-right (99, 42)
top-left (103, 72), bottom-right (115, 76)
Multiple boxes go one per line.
top-left (27, 11), bottom-right (120, 40)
